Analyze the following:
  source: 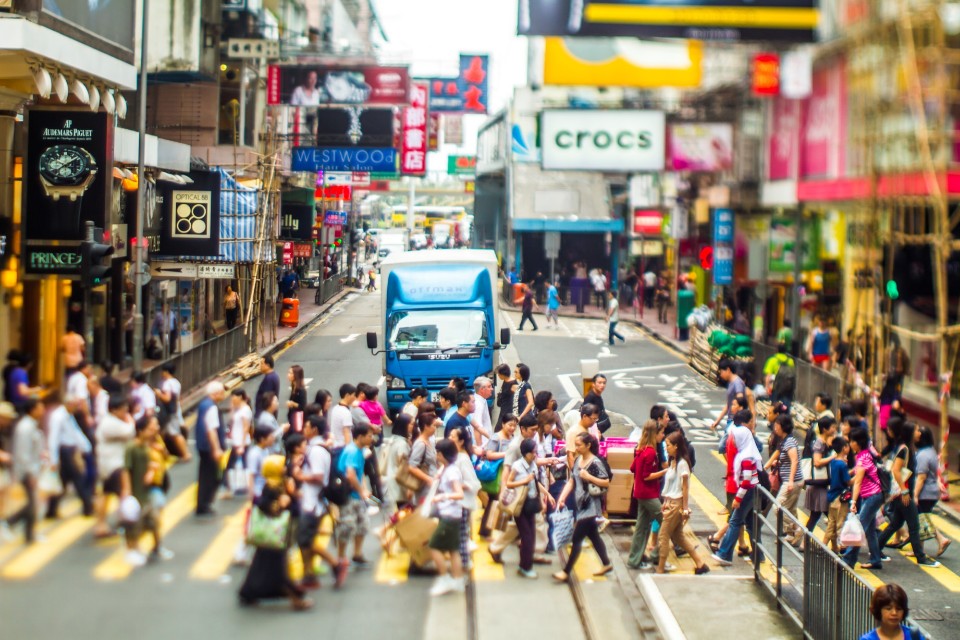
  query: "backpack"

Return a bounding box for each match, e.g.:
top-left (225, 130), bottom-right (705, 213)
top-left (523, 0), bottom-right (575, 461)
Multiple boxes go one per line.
top-left (323, 449), bottom-right (351, 506)
top-left (771, 356), bottom-right (796, 397)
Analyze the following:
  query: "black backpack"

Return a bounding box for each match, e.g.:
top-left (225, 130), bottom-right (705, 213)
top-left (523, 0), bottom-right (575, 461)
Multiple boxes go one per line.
top-left (771, 356), bottom-right (797, 397)
top-left (323, 450), bottom-right (351, 506)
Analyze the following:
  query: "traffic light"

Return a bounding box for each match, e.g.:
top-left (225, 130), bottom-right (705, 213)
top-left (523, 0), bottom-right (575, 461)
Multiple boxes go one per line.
top-left (886, 279), bottom-right (900, 300)
top-left (80, 229), bottom-right (114, 286)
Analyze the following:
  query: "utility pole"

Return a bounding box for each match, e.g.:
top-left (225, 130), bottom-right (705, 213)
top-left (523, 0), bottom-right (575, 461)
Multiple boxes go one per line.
top-left (132, 0), bottom-right (149, 372)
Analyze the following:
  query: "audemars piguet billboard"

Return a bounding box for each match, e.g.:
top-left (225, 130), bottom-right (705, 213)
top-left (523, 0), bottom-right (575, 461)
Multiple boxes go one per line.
top-left (23, 109), bottom-right (114, 275)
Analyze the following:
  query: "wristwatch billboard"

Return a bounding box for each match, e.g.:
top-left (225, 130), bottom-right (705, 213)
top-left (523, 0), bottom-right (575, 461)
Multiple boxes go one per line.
top-left (37, 144), bottom-right (98, 236)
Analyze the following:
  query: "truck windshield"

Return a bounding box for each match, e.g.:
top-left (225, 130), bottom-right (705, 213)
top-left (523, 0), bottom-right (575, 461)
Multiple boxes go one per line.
top-left (387, 310), bottom-right (488, 350)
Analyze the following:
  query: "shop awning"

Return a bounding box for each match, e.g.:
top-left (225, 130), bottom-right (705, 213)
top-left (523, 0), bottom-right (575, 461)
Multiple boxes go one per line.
top-left (512, 218), bottom-right (623, 233)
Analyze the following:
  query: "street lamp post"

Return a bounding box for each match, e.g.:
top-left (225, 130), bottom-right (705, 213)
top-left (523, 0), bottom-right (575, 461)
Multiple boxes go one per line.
top-left (132, 0), bottom-right (149, 372)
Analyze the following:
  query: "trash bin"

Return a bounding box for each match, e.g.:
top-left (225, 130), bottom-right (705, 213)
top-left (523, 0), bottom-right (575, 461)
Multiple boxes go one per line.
top-left (512, 283), bottom-right (527, 305)
top-left (581, 359), bottom-right (600, 396)
top-left (280, 297), bottom-right (300, 327)
top-left (677, 290), bottom-right (694, 341)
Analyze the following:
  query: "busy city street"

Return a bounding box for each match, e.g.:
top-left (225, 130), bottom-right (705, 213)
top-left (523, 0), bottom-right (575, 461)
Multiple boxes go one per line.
top-left (5, 0), bottom-right (960, 639)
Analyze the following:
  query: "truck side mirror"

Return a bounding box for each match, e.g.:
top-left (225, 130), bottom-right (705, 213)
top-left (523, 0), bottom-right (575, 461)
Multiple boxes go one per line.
top-left (500, 328), bottom-right (511, 346)
top-left (366, 332), bottom-right (378, 350)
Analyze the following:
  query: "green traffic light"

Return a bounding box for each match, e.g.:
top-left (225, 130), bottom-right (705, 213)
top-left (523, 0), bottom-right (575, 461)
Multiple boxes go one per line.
top-left (886, 280), bottom-right (899, 299)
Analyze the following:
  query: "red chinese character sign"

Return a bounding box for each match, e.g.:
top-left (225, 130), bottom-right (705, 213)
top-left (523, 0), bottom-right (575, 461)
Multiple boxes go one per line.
top-left (459, 55), bottom-right (488, 114)
top-left (752, 53), bottom-right (780, 97)
top-left (401, 82), bottom-right (429, 176)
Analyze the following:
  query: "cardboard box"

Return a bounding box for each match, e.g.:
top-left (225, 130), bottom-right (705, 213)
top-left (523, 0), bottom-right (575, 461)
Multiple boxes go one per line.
top-left (607, 469), bottom-right (634, 515)
top-left (607, 447), bottom-right (635, 472)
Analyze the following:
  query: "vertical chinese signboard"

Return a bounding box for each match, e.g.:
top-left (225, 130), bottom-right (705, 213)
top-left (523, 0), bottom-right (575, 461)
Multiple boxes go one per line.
top-left (459, 54), bottom-right (488, 114)
top-left (713, 208), bottom-right (734, 286)
top-left (401, 81), bottom-right (429, 176)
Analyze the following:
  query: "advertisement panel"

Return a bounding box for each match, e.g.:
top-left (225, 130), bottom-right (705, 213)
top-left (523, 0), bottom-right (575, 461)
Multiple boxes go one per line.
top-left (280, 203), bottom-right (316, 241)
top-left (769, 215), bottom-right (820, 272)
top-left (292, 148), bottom-right (398, 172)
top-left (543, 38), bottom-right (701, 88)
top-left (312, 107), bottom-right (395, 148)
top-left (633, 210), bottom-right (663, 236)
top-left (400, 82), bottom-right (429, 176)
top-left (540, 109), bottom-right (666, 172)
top-left (768, 97), bottom-right (801, 181)
top-left (752, 53), bottom-right (780, 96)
top-left (713, 208), bottom-right (734, 285)
top-left (517, 0), bottom-right (819, 42)
top-left (42, 0), bottom-right (136, 51)
top-left (266, 65), bottom-right (410, 106)
top-left (419, 54), bottom-right (490, 114)
top-left (668, 123), bottom-right (733, 172)
top-left (23, 109), bottom-right (114, 276)
top-left (448, 155), bottom-right (477, 175)
top-left (800, 61), bottom-right (847, 179)
top-left (158, 170), bottom-right (221, 257)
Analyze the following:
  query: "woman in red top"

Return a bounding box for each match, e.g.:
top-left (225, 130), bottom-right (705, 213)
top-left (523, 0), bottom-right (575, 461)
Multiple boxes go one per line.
top-left (627, 420), bottom-right (667, 569)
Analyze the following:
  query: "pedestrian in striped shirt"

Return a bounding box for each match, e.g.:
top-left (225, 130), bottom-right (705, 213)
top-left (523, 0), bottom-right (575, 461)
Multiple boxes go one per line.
top-left (712, 425), bottom-right (763, 566)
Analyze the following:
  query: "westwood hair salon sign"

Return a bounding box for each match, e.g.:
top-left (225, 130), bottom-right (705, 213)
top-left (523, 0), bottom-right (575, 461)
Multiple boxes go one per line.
top-left (540, 110), bottom-right (665, 172)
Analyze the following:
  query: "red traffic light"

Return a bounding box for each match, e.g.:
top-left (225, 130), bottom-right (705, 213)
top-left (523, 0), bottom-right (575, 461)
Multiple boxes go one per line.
top-left (699, 246), bottom-right (714, 270)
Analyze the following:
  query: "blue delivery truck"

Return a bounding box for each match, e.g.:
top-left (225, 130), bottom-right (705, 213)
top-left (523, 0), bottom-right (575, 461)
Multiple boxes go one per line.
top-left (366, 249), bottom-right (510, 413)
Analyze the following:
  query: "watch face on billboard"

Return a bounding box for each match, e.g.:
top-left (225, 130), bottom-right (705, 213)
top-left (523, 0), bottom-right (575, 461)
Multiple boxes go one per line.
top-left (23, 110), bottom-right (113, 252)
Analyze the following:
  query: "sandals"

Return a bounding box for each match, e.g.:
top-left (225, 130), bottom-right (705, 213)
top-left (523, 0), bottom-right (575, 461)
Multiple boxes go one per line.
top-left (593, 564), bottom-right (614, 577)
top-left (937, 540), bottom-right (952, 558)
top-left (707, 534), bottom-right (721, 550)
top-left (552, 571), bottom-right (569, 582)
top-left (737, 546), bottom-right (752, 557)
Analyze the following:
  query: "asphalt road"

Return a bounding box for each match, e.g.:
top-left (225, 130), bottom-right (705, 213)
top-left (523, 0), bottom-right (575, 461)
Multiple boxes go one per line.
top-left (3, 291), bottom-right (960, 639)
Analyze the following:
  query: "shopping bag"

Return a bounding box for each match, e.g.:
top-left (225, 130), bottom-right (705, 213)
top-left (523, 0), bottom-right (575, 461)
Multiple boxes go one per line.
top-left (37, 467), bottom-right (62, 495)
top-left (839, 513), bottom-right (867, 548)
top-left (474, 457), bottom-right (503, 483)
top-left (485, 500), bottom-right (510, 532)
top-left (918, 513), bottom-right (937, 542)
top-left (550, 509), bottom-right (575, 550)
top-left (245, 507), bottom-right (290, 550)
top-left (228, 460), bottom-right (246, 495)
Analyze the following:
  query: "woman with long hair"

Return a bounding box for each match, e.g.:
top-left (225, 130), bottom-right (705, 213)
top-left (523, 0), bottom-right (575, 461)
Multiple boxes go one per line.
top-left (286, 365), bottom-right (307, 427)
top-left (449, 424), bottom-right (481, 570)
top-left (842, 428), bottom-right (886, 569)
top-left (312, 389), bottom-right (332, 418)
top-left (627, 420), bottom-right (666, 569)
top-left (553, 433), bottom-right (612, 582)
top-left (408, 413), bottom-right (439, 505)
top-left (877, 422), bottom-right (940, 567)
top-left (801, 416), bottom-right (837, 549)
top-left (712, 424), bottom-right (763, 566)
top-left (656, 432), bottom-right (709, 575)
top-left (505, 438), bottom-right (553, 579)
top-left (512, 363), bottom-right (535, 421)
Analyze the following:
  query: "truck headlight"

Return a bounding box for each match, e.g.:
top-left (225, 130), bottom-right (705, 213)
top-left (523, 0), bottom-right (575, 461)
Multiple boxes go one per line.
top-left (386, 375), bottom-right (405, 389)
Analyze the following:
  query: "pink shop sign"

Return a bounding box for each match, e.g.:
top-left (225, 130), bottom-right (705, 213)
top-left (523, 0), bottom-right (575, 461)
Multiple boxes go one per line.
top-left (768, 97), bottom-right (801, 181)
top-left (800, 61), bottom-right (847, 179)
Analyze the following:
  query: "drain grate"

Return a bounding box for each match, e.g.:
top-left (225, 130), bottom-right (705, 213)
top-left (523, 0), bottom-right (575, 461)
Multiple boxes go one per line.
top-left (911, 609), bottom-right (944, 621)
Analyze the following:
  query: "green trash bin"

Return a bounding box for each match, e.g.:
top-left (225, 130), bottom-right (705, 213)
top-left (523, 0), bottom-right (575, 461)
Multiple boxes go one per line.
top-left (677, 290), bottom-right (694, 341)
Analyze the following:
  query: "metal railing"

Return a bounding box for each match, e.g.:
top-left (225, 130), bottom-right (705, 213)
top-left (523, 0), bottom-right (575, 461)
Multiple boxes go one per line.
top-left (142, 325), bottom-right (249, 392)
top-left (749, 485), bottom-right (930, 640)
top-left (752, 341), bottom-right (843, 408)
top-left (315, 276), bottom-right (344, 306)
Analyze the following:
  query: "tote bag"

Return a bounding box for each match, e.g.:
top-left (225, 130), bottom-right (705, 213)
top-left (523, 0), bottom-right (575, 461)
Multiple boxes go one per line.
top-left (246, 507), bottom-right (290, 550)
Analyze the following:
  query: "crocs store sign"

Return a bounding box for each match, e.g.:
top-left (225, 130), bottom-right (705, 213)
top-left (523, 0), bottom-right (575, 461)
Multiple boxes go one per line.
top-left (540, 110), bottom-right (665, 172)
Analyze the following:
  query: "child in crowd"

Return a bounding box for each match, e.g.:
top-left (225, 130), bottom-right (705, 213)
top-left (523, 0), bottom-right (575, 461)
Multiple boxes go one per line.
top-left (824, 436), bottom-right (852, 552)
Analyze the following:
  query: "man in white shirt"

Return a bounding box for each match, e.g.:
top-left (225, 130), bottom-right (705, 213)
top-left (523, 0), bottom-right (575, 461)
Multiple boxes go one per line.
top-left (93, 394), bottom-right (135, 536)
top-left (130, 372), bottom-right (157, 420)
top-left (469, 376), bottom-right (494, 448)
top-left (6, 400), bottom-right (45, 543)
top-left (298, 415), bottom-right (337, 590)
top-left (154, 363), bottom-right (189, 461)
top-left (44, 392), bottom-right (93, 519)
top-left (328, 383), bottom-right (356, 451)
top-left (196, 381), bottom-right (226, 517)
top-left (65, 360), bottom-right (92, 429)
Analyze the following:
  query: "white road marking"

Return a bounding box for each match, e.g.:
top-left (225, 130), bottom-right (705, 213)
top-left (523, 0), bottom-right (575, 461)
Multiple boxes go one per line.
top-left (560, 397), bottom-right (580, 413)
top-left (597, 346), bottom-right (617, 359)
top-left (558, 374), bottom-right (583, 401)
top-left (557, 363), bottom-right (686, 378)
top-left (340, 333), bottom-right (360, 343)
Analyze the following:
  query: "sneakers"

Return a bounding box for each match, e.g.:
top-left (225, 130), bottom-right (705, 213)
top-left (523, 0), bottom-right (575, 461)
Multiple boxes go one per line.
top-left (711, 553), bottom-right (732, 567)
top-left (352, 556), bottom-right (370, 570)
top-left (148, 547), bottom-right (175, 563)
top-left (917, 557), bottom-right (942, 568)
top-left (430, 575), bottom-right (456, 596)
top-left (517, 568), bottom-right (538, 579)
top-left (125, 549), bottom-right (147, 567)
top-left (334, 560), bottom-right (349, 588)
top-left (662, 562), bottom-right (677, 573)
top-left (880, 554), bottom-right (892, 562)
top-left (488, 549), bottom-right (503, 564)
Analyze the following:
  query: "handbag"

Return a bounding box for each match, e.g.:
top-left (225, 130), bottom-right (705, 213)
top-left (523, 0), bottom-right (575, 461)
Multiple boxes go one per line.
top-left (475, 457), bottom-right (504, 483)
top-left (585, 459), bottom-right (608, 497)
top-left (801, 458), bottom-right (830, 486)
top-left (500, 482), bottom-right (527, 518)
top-left (395, 459), bottom-right (424, 493)
top-left (918, 513), bottom-right (937, 542)
top-left (246, 506), bottom-right (291, 550)
top-left (549, 508), bottom-right (575, 550)
top-left (38, 467), bottom-right (63, 495)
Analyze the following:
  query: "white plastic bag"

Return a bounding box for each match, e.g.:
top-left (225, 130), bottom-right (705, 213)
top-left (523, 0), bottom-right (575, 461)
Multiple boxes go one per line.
top-left (37, 467), bottom-right (62, 495)
top-left (839, 512), bottom-right (867, 548)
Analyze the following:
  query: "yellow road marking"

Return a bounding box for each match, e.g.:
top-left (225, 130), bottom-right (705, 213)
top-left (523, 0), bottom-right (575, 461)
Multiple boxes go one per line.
top-left (92, 484), bottom-right (197, 581)
top-left (0, 498), bottom-right (82, 568)
top-left (932, 514), bottom-right (960, 544)
top-left (2, 513), bottom-right (98, 580)
top-left (189, 508), bottom-right (247, 580)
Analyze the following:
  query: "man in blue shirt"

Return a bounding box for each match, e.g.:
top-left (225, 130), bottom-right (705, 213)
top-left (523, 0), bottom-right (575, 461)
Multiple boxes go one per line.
top-left (444, 391), bottom-right (474, 439)
top-left (334, 424), bottom-right (375, 587)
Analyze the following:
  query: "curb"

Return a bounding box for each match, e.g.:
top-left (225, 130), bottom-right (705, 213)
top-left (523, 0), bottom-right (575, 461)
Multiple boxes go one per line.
top-left (603, 531), bottom-right (665, 639)
top-left (635, 574), bottom-right (687, 639)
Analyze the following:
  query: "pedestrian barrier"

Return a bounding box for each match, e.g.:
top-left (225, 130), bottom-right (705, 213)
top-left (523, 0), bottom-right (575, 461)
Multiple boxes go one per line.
top-left (749, 485), bottom-right (930, 640)
top-left (314, 275), bottom-right (344, 306)
top-left (143, 325), bottom-right (248, 391)
top-left (752, 341), bottom-right (843, 409)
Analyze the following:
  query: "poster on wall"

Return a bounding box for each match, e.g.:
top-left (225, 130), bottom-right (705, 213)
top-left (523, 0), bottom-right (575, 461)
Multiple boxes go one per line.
top-left (769, 215), bottom-right (820, 272)
top-left (23, 109), bottom-right (114, 275)
top-left (517, 0), bottom-right (819, 43)
top-left (668, 123), bottom-right (734, 172)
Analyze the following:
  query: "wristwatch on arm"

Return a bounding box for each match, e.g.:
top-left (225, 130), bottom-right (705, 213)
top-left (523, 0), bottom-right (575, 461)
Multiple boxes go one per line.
top-left (37, 144), bottom-right (98, 236)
